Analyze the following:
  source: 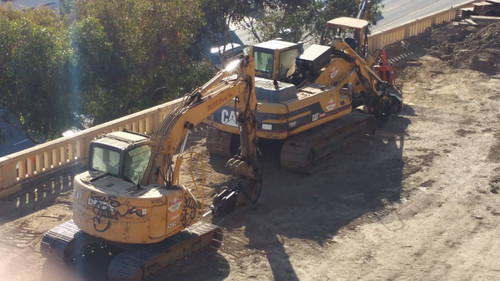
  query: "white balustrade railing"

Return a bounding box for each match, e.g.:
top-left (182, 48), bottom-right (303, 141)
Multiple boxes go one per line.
top-left (0, 97), bottom-right (183, 198)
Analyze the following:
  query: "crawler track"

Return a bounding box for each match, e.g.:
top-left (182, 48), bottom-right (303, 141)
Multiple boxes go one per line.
top-left (41, 220), bottom-right (222, 281)
top-left (280, 111), bottom-right (376, 174)
top-left (207, 111), bottom-right (376, 174)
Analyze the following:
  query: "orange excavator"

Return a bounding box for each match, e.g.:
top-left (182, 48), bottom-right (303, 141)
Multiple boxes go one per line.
top-left (41, 57), bottom-right (261, 280)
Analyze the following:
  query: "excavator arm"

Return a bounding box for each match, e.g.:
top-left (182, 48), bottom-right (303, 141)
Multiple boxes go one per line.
top-left (140, 56), bottom-right (261, 212)
top-left (332, 39), bottom-right (403, 117)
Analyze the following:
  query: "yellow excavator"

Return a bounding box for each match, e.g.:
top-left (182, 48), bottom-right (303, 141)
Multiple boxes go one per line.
top-left (41, 57), bottom-right (261, 280)
top-left (207, 15), bottom-right (403, 173)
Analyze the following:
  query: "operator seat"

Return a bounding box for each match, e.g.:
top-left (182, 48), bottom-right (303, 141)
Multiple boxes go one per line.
top-left (344, 37), bottom-right (358, 53)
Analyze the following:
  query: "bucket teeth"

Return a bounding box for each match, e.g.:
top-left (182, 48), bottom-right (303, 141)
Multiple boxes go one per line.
top-left (227, 157), bottom-right (256, 180)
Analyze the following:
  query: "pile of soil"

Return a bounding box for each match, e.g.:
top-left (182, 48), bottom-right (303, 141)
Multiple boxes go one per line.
top-left (386, 22), bottom-right (500, 75)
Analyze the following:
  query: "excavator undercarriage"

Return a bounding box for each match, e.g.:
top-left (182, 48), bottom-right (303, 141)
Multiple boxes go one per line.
top-left (280, 111), bottom-right (376, 174)
top-left (208, 110), bottom-right (377, 174)
top-left (41, 220), bottom-right (222, 281)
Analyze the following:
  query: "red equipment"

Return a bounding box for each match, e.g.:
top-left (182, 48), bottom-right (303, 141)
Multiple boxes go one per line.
top-left (374, 49), bottom-right (395, 86)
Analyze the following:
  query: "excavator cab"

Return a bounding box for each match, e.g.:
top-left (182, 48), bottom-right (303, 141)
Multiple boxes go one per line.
top-left (325, 17), bottom-right (369, 58)
top-left (88, 131), bottom-right (152, 185)
top-left (251, 39), bottom-right (303, 81)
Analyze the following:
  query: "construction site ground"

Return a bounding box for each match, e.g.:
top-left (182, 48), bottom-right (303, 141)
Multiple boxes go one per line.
top-left (0, 23), bottom-right (499, 281)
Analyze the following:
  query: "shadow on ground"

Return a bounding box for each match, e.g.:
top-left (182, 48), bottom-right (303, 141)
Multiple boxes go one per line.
top-left (0, 163), bottom-right (83, 224)
top-left (207, 110), bottom-right (411, 280)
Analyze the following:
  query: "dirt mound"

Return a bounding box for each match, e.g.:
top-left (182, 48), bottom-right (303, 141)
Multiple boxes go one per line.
top-left (386, 22), bottom-right (500, 75)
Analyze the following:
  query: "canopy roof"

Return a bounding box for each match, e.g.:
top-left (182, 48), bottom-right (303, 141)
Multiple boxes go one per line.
top-left (327, 17), bottom-right (369, 29)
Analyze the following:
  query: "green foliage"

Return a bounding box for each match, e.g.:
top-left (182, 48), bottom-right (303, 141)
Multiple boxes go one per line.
top-left (199, 0), bottom-right (254, 41)
top-left (254, 0), bottom-right (318, 42)
top-left (0, 0), bottom-right (382, 144)
top-left (0, 5), bottom-right (73, 141)
top-left (0, 1), bottom-right (214, 141)
top-left (242, 0), bottom-right (381, 43)
top-left (69, 0), bottom-right (208, 124)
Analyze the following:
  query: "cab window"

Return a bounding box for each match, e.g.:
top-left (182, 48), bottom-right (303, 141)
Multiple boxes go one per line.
top-left (124, 145), bottom-right (152, 185)
top-left (91, 147), bottom-right (121, 176)
top-left (254, 50), bottom-right (274, 78)
top-left (278, 48), bottom-right (300, 80)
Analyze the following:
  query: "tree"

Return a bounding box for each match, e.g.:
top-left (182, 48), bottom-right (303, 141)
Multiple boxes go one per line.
top-left (0, 5), bottom-right (73, 142)
top-left (198, 0), bottom-right (255, 43)
top-left (239, 0), bottom-right (381, 43)
top-left (69, 0), bottom-right (213, 124)
top-left (0, 0), bottom-right (215, 141)
top-left (252, 0), bottom-right (318, 43)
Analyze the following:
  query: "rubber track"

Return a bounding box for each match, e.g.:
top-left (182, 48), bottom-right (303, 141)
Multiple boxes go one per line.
top-left (41, 220), bottom-right (222, 281)
top-left (108, 222), bottom-right (222, 281)
top-left (41, 220), bottom-right (82, 262)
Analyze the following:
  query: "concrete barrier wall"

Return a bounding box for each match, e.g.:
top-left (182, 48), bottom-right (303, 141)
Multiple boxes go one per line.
top-left (368, 1), bottom-right (475, 52)
top-left (0, 97), bottom-right (183, 198)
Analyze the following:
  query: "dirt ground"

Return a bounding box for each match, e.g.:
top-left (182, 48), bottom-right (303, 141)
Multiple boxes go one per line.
top-left (0, 23), bottom-right (499, 281)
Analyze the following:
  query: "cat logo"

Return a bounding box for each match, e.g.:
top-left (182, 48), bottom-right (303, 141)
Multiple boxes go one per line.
top-left (221, 109), bottom-right (238, 127)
